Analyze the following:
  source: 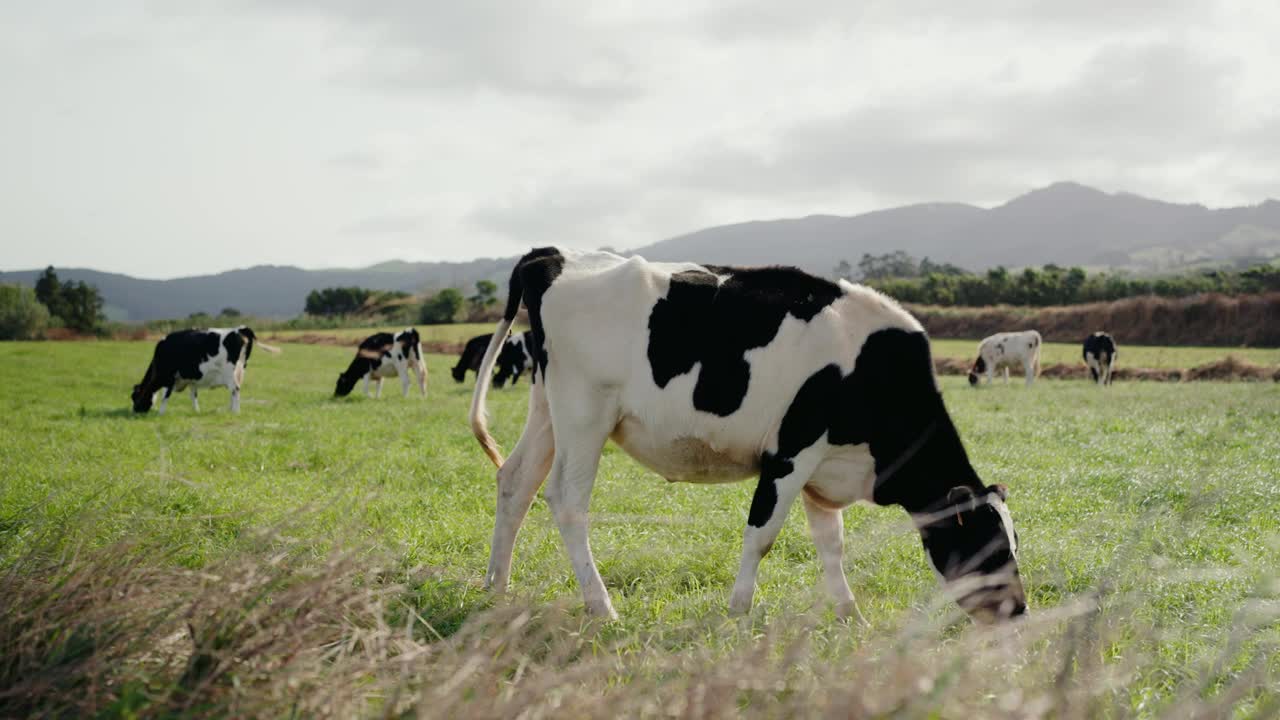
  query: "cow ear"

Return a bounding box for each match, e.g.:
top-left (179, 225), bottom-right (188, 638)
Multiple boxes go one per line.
top-left (947, 486), bottom-right (976, 525)
top-left (988, 484), bottom-right (1009, 501)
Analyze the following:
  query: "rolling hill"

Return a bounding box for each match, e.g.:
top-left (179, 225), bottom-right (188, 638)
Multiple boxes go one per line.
top-left (4, 182), bottom-right (1277, 321)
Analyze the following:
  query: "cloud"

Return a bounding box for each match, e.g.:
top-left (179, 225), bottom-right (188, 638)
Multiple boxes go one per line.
top-left (244, 0), bottom-right (647, 105)
top-left (342, 214), bottom-right (426, 236)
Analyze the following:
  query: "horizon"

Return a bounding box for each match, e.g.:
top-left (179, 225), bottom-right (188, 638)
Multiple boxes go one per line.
top-left (6, 180), bottom-right (1279, 281)
top-left (3, 3), bottom-right (1278, 279)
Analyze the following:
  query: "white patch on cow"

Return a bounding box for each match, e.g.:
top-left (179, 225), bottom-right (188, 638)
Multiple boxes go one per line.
top-left (993, 496), bottom-right (1018, 557)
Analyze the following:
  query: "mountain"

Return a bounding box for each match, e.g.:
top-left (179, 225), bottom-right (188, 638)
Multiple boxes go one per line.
top-left (0, 259), bottom-right (517, 322)
top-left (4, 183), bottom-right (1278, 321)
top-left (632, 182), bottom-right (1280, 273)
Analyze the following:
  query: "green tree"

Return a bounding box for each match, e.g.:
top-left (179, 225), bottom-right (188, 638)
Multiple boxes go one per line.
top-left (34, 266), bottom-right (64, 319)
top-left (58, 281), bottom-right (105, 333)
top-left (219, 307), bottom-right (242, 318)
top-left (419, 288), bottom-right (464, 324)
top-left (832, 259), bottom-right (853, 282)
top-left (305, 287), bottom-right (373, 316)
top-left (0, 284), bottom-right (51, 340)
top-left (468, 280), bottom-right (498, 314)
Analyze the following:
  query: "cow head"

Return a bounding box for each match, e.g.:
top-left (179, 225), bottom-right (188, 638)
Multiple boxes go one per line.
top-left (451, 366), bottom-right (468, 383)
top-left (334, 371), bottom-right (359, 397)
top-left (131, 384), bottom-right (154, 413)
top-left (917, 484), bottom-right (1026, 622)
top-left (967, 356), bottom-right (987, 386)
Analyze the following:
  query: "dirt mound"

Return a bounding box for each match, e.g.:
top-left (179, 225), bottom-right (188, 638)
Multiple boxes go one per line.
top-left (261, 333), bottom-right (468, 356)
top-left (933, 356), bottom-right (1274, 382)
top-left (1184, 355), bottom-right (1278, 382)
top-left (910, 292), bottom-right (1280, 347)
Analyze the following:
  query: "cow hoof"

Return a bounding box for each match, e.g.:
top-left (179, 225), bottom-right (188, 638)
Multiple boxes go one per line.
top-left (835, 601), bottom-right (869, 627)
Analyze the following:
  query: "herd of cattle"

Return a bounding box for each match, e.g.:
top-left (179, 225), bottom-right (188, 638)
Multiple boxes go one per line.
top-left (128, 248), bottom-right (1124, 623)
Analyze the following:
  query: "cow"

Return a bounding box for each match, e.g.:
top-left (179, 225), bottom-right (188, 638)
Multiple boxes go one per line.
top-left (334, 328), bottom-right (428, 398)
top-left (452, 331), bottom-right (536, 388)
top-left (1082, 332), bottom-right (1117, 385)
top-left (968, 331), bottom-right (1042, 387)
top-left (131, 326), bottom-right (279, 414)
top-left (493, 331), bottom-right (535, 388)
top-left (452, 334), bottom-right (493, 383)
top-left (469, 248), bottom-right (1026, 623)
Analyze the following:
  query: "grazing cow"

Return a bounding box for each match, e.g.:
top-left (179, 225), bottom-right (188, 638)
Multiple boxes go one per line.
top-left (493, 331), bottom-right (535, 388)
top-left (470, 248), bottom-right (1026, 623)
top-left (131, 326), bottom-right (279, 414)
top-left (968, 331), bottom-right (1042, 387)
top-left (452, 331), bottom-right (536, 387)
top-left (334, 328), bottom-right (427, 398)
top-left (1082, 332), bottom-right (1117, 385)
top-left (452, 333), bottom-right (493, 383)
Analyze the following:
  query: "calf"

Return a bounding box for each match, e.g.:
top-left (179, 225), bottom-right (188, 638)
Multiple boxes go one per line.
top-left (131, 326), bottom-right (279, 414)
top-left (968, 331), bottom-right (1042, 387)
top-left (1082, 332), bottom-right (1117, 385)
top-left (470, 248), bottom-right (1026, 623)
top-left (452, 331), bottom-right (536, 387)
top-left (335, 328), bottom-right (428, 398)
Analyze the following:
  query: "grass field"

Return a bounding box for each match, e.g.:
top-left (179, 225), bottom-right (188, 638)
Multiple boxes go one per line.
top-left (259, 323), bottom-right (1280, 369)
top-left (2, 340), bottom-right (1278, 716)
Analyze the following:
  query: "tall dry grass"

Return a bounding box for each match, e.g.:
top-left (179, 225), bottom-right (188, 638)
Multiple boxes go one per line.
top-left (3, 518), bottom-right (1277, 719)
top-left (910, 292), bottom-right (1280, 347)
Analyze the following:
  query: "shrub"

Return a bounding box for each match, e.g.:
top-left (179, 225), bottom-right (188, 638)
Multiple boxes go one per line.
top-left (0, 285), bottom-right (51, 340)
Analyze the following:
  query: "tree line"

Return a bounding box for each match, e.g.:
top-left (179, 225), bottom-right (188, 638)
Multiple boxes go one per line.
top-left (837, 252), bottom-right (1280, 307)
top-left (0, 267), bottom-right (106, 340)
top-left (302, 280), bottom-right (499, 325)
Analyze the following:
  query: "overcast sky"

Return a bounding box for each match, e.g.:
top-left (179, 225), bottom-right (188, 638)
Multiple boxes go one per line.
top-left (2, 1), bottom-right (1278, 279)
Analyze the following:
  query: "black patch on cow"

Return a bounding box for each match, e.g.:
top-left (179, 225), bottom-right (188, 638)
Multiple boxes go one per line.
top-left (223, 331), bottom-right (247, 367)
top-left (505, 248), bottom-right (564, 378)
top-left (335, 332), bottom-right (394, 396)
top-left (452, 334), bottom-right (493, 382)
top-left (647, 266), bottom-right (842, 417)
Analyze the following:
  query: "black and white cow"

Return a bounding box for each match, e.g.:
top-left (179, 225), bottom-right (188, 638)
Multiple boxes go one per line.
top-left (493, 331), bottom-right (535, 388)
top-left (1082, 332), bottom-right (1117, 385)
top-left (470, 248), bottom-right (1026, 623)
top-left (451, 331), bottom-right (536, 388)
top-left (132, 326), bottom-right (279, 414)
top-left (334, 328), bottom-right (427, 398)
top-left (968, 331), bottom-right (1042, 387)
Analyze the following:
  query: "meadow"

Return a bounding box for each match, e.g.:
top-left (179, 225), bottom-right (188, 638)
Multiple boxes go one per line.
top-left (1, 340), bottom-right (1278, 717)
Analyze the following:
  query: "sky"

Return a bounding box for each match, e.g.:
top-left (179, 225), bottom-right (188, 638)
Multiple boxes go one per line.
top-left (2, 1), bottom-right (1278, 279)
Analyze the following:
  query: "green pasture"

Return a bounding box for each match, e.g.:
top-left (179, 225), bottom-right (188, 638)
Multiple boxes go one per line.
top-left (0, 340), bottom-right (1277, 715)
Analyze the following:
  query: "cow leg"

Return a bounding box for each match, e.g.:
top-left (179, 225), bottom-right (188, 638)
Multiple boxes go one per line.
top-left (416, 362), bottom-right (427, 396)
top-left (802, 492), bottom-right (861, 623)
top-left (375, 378), bottom-right (383, 399)
top-left (542, 380), bottom-right (618, 618)
top-left (486, 381), bottom-right (555, 593)
top-left (229, 382), bottom-right (240, 413)
top-left (1003, 367), bottom-right (1010, 384)
top-left (362, 373), bottom-right (371, 397)
top-left (1023, 359), bottom-right (1034, 387)
top-left (400, 365), bottom-right (411, 397)
top-left (191, 387), bottom-right (199, 412)
top-left (730, 446), bottom-right (824, 615)
top-left (158, 387), bottom-right (172, 415)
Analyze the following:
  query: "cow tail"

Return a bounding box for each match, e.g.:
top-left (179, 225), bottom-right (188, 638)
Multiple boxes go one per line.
top-left (469, 267), bottom-right (524, 468)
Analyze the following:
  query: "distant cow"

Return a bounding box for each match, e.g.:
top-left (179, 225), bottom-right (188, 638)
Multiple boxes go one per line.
top-left (335, 328), bottom-right (427, 398)
top-left (452, 331), bottom-right (536, 387)
top-left (470, 248), bottom-right (1026, 623)
top-left (493, 331), bottom-right (535, 388)
top-left (1082, 332), bottom-right (1117, 385)
top-left (969, 331), bottom-right (1042, 387)
top-left (132, 326), bottom-right (279, 414)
